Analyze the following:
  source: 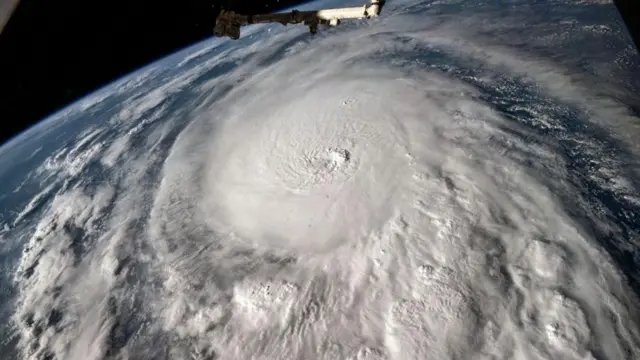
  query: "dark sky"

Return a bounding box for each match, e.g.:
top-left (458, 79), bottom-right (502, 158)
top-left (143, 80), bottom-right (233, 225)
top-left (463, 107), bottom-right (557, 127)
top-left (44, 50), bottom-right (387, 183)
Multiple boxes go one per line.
top-left (0, 0), bottom-right (637, 147)
top-left (613, 0), bottom-right (640, 51)
top-left (0, 0), bottom-right (313, 146)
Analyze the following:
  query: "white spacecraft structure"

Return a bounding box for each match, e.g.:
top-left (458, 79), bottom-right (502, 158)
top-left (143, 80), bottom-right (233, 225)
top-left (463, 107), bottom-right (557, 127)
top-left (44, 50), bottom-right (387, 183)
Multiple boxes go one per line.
top-left (214, 0), bottom-right (385, 39)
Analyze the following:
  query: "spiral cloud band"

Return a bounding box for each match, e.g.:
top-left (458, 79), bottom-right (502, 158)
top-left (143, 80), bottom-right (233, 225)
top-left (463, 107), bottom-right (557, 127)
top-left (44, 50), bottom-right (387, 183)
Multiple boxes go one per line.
top-left (6, 1), bottom-right (640, 359)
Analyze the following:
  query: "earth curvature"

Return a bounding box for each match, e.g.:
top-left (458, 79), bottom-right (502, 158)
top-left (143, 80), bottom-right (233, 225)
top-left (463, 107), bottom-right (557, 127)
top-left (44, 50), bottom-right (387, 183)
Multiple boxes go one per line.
top-left (1, 0), bottom-right (640, 359)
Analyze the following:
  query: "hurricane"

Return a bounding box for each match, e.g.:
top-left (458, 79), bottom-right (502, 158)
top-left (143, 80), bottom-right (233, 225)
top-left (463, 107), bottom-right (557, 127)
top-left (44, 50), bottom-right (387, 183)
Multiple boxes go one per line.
top-left (2, 0), bottom-right (640, 359)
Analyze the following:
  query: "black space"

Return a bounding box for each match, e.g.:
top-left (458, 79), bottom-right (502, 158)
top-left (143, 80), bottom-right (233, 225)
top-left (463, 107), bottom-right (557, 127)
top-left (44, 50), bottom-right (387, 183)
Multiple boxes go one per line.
top-left (0, 0), bottom-right (637, 147)
top-left (612, 0), bottom-right (640, 53)
top-left (0, 0), bottom-right (312, 146)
